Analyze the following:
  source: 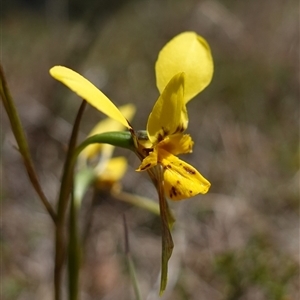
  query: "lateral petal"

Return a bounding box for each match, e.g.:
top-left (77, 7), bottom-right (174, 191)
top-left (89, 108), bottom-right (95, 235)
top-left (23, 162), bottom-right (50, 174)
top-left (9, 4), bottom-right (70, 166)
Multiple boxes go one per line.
top-left (50, 66), bottom-right (131, 128)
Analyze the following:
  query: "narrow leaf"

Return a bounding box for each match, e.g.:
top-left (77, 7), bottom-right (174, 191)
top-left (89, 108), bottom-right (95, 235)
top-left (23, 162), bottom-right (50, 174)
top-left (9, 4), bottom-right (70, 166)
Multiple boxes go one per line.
top-left (156, 166), bottom-right (174, 295)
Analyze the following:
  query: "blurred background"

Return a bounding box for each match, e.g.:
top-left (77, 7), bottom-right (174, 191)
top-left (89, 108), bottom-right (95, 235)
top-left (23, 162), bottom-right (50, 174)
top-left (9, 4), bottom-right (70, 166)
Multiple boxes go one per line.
top-left (2, 0), bottom-right (299, 299)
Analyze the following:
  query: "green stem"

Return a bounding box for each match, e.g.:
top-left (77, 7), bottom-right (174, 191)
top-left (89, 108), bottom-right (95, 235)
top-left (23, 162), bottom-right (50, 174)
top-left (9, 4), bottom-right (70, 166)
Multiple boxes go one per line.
top-left (0, 64), bottom-right (57, 222)
top-left (54, 100), bottom-right (87, 300)
top-left (68, 191), bottom-right (81, 300)
top-left (55, 126), bottom-right (134, 299)
top-left (68, 168), bottom-right (95, 300)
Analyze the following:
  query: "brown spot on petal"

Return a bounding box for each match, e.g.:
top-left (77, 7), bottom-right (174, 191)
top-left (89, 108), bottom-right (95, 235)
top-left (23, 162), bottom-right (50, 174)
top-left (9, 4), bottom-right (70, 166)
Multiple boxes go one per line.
top-left (157, 133), bottom-right (164, 142)
top-left (164, 164), bottom-right (172, 170)
top-left (175, 124), bottom-right (185, 133)
top-left (162, 127), bottom-right (169, 135)
top-left (183, 165), bottom-right (196, 175)
top-left (169, 186), bottom-right (177, 198)
top-left (172, 187), bottom-right (177, 196)
top-left (140, 163), bottom-right (151, 171)
top-left (169, 186), bottom-right (182, 199)
top-left (143, 148), bottom-right (153, 156)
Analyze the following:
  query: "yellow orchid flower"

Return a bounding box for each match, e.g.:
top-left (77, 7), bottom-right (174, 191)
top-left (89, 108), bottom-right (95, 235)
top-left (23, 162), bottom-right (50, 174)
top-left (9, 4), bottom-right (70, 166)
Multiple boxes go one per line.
top-left (50, 31), bottom-right (213, 201)
top-left (136, 72), bottom-right (210, 200)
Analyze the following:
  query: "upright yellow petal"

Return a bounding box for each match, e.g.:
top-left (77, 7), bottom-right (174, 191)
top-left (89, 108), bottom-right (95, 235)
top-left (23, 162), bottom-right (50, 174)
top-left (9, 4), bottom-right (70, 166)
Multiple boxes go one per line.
top-left (50, 66), bottom-right (131, 128)
top-left (155, 32), bottom-right (213, 103)
top-left (147, 73), bottom-right (186, 143)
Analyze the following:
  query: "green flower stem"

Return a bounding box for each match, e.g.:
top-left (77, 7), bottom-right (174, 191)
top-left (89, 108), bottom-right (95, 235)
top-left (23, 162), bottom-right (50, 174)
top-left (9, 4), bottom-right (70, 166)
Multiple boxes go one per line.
top-left (55, 126), bottom-right (134, 300)
top-left (68, 192), bottom-right (81, 300)
top-left (55, 100), bottom-right (87, 300)
top-left (68, 168), bottom-right (95, 300)
top-left (0, 64), bottom-right (57, 222)
top-left (138, 163), bottom-right (175, 295)
top-left (140, 163), bottom-right (175, 295)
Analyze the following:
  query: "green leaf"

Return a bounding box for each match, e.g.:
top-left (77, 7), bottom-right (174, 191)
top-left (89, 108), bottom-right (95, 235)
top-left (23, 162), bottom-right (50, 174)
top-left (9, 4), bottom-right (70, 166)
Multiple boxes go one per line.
top-left (74, 168), bottom-right (96, 207)
top-left (75, 131), bottom-right (134, 158)
top-left (156, 166), bottom-right (174, 295)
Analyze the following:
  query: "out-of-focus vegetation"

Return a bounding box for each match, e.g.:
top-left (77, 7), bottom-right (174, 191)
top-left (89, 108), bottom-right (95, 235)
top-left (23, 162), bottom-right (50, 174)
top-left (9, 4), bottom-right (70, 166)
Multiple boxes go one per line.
top-left (2, 0), bottom-right (299, 299)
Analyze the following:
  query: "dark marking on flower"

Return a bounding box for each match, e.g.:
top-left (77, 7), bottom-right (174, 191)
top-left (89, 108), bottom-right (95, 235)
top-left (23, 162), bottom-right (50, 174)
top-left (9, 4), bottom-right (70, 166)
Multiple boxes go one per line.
top-left (175, 124), bottom-right (185, 133)
top-left (176, 180), bottom-right (181, 185)
top-left (172, 187), bottom-right (177, 196)
top-left (183, 165), bottom-right (196, 175)
top-left (169, 186), bottom-right (180, 198)
top-left (164, 164), bottom-right (172, 170)
top-left (143, 148), bottom-right (153, 156)
top-left (157, 133), bottom-right (164, 142)
top-left (162, 126), bottom-right (169, 135)
top-left (189, 190), bottom-right (193, 194)
top-left (140, 163), bottom-right (151, 170)
top-left (157, 127), bottom-right (169, 142)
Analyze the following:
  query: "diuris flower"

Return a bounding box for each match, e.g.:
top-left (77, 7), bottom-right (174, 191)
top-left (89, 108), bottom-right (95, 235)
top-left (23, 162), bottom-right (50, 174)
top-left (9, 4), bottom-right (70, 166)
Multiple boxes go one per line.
top-left (136, 72), bottom-right (210, 200)
top-left (50, 31), bottom-right (213, 201)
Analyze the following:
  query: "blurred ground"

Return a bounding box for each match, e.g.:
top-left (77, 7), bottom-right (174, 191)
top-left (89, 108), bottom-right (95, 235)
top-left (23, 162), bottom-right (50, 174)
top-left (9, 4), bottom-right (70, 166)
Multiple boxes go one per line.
top-left (1, 0), bottom-right (299, 299)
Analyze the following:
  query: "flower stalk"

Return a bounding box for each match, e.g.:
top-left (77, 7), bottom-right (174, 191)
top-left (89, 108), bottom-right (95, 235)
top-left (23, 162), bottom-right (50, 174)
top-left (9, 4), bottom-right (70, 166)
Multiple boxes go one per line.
top-left (0, 63), bottom-right (57, 222)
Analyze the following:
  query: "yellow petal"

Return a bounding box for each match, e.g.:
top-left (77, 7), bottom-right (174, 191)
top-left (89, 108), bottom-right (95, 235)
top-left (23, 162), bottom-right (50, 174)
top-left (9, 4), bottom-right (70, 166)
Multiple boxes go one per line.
top-left (80, 104), bottom-right (136, 161)
top-left (88, 104), bottom-right (136, 135)
top-left (96, 156), bottom-right (128, 187)
top-left (155, 32), bottom-right (213, 103)
top-left (147, 73), bottom-right (186, 143)
top-left (136, 149), bottom-right (158, 171)
top-left (49, 66), bottom-right (131, 128)
top-left (159, 149), bottom-right (211, 200)
top-left (158, 134), bottom-right (194, 156)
